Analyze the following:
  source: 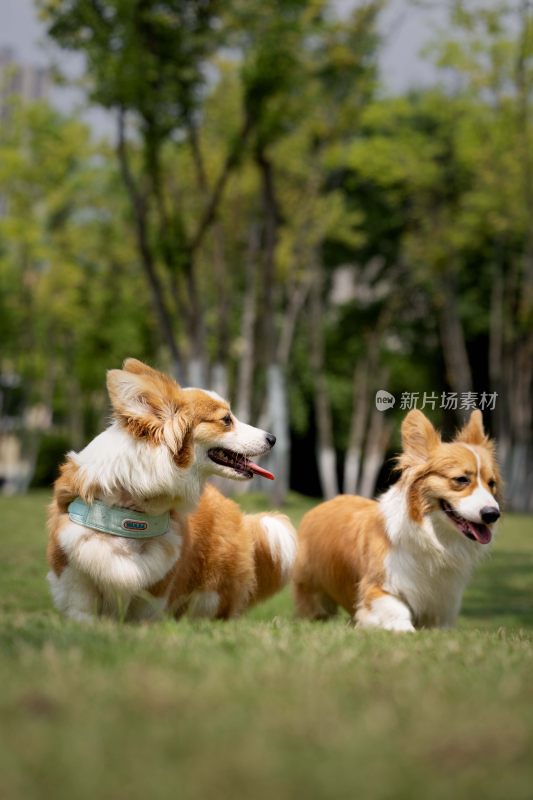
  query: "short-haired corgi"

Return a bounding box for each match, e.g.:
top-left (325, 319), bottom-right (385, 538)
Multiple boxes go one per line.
top-left (293, 410), bottom-right (501, 631)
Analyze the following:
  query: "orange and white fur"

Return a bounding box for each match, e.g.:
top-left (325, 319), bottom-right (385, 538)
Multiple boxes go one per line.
top-left (294, 409), bottom-right (501, 631)
top-left (166, 484), bottom-right (296, 619)
top-left (47, 359), bottom-right (296, 622)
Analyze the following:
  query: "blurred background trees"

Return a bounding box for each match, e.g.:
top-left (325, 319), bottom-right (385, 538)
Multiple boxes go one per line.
top-left (1, 0), bottom-right (532, 510)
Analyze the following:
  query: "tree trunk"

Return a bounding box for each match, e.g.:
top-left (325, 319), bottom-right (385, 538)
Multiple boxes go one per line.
top-left (437, 277), bottom-right (474, 419)
top-left (359, 393), bottom-right (392, 499)
top-left (488, 261), bottom-right (515, 490)
top-left (213, 223), bottom-right (230, 382)
top-left (344, 358), bottom-right (371, 495)
top-left (255, 149), bottom-right (280, 371)
top-left (236, 226), bottom-right (260, 422)
top-left (309, 252), bottom-right (338, 499)
top-left (67, 374), bottom-right (84, 451)
top-left (116, 110), bottom-right (185, 383)
top-left (506, 336), bottom-right (533, 510)
top-left (210, 362), bottom-right (229, 401)
top-left (262, 364), bottom-right (290, 506)
top-left (343, 287), bottom-right (398, 495)
top-left (189, 115), bottom-right (254, 254)
top-left (508, 3), bottom-right (533, 511)
top-left (255, 150), bottom-right (292, 505)
top-left (181, 260), bottom-right (206, 387)
top-left (277, 277), bottom-right (311, 368)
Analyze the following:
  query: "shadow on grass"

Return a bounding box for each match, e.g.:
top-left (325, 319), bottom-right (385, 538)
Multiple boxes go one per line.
top-left (462, 549), bottom-right (533, 628)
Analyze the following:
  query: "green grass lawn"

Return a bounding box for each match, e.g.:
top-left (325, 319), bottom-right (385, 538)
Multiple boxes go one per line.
top-left (0, 490), bottom-right (532, 800)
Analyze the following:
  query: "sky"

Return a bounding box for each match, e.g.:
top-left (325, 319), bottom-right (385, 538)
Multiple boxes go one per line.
top-left (0, 0), bottom-right (446, 133)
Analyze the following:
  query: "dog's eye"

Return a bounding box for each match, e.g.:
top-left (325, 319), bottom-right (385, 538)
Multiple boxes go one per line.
top-left (488, 479), bottom-right (496, 490)
top-left (221, 413), bottom-right (232, 427)
top-left (453, 476), bottom-right (470, 486)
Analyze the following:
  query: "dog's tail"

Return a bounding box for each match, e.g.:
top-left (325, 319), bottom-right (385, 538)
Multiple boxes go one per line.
top-left (244, 511), bottom-right (297, 606)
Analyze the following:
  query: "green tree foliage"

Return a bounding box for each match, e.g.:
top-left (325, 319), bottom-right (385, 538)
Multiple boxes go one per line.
top-left (0, 100), bottom-right (153, 446)
top-left (1, 1), bottom-right (532, 508)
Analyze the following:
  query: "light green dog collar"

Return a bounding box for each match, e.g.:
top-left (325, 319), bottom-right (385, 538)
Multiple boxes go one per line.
top-left (68, 498), bottom-right (170, 539)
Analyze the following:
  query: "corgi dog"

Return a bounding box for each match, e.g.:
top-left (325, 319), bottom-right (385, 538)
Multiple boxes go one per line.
top-left (47, 358), bottom-right (295, 622)
top-left (293, 409), bottom-right (501, 631)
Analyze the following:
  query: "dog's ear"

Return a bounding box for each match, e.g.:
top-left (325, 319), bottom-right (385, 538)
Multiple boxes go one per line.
top-left (107, 368), bottom-right (150, 417)
top-left (400, 410), bottom-right (441, 465)
top-left (106, 366), bottom-right (190, 454)
top-left (456, 409), bottom-right (489, 446)
top-left (121, 358), bottom-right (160, 377)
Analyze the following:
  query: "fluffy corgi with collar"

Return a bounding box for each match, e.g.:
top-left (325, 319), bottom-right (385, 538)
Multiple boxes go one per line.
top-left (47, 358), bottom-right (295, 622)
top-left (293, 409), bottom-right (501, 631)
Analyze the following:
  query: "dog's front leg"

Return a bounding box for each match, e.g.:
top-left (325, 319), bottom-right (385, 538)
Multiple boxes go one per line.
top-left (355, 589), bottom-right (415, 632)
top-left (47, 566), bottom-right (100, 622)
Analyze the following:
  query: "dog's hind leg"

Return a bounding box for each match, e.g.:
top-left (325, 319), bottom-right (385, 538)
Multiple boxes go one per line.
top-left (293, 579), bottom-right (338, 621)
top-left (188, 590), bottom-right (221, 619)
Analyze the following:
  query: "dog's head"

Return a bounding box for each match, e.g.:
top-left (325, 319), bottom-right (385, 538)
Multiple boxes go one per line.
top-left (106, 359), bottom-right (275, 484)
top-left (398, 409), bottom-right (501, 545)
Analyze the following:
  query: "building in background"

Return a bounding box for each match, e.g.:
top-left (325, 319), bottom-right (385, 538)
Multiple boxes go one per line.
top-left (0, 45), bottom-right (50, 119)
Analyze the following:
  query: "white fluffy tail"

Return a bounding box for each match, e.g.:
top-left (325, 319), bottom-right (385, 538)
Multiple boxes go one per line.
top-left (246, 512), bottom-right (297, 605)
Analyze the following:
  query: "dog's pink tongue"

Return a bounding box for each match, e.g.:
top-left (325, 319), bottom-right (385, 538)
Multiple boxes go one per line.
top-left (247, 461), bottom-right (275, 481)
top-left (468, 521), bottom-right (492, 545)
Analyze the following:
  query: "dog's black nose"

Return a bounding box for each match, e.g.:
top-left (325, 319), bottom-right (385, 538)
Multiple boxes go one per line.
top-left (480, 506), bottom-right (500, 524)
top-left (265, 433), bottom-right (276, 448)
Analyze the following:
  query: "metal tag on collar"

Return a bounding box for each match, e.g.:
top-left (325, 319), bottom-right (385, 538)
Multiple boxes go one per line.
top-left (122, 518), bottom-right (149, 532)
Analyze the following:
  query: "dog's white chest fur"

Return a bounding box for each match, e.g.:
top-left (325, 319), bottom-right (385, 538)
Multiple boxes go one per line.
top-left (48, 518), bottom-right (183, 621)
top-left (59, 520), bottom-right (182, 592)
top-left (379, 486), bottom-right (485, 628)
top-left (384, 547), bottom-right (469, 627)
